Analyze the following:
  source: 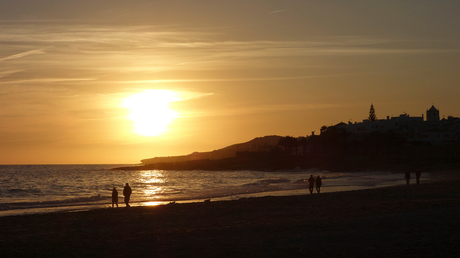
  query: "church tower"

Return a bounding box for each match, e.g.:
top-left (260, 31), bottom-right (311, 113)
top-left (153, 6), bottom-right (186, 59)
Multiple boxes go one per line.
top-left (426, 105), bottom-right (440, 122)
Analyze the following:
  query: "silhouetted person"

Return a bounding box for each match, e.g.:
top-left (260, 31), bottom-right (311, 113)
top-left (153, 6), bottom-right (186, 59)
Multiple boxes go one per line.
top-left (415, 171), bottom-right (421, 184)
top-left (123, 183), bottom-right (132, 207)
top-left (308, 175), bottom-right (315, 194)
top-left (112, 187), bottom-right (118, 208)
top-left (404, 172), bottom-right (411, 185)
top-left (316, 176), bottom-right (322, 193)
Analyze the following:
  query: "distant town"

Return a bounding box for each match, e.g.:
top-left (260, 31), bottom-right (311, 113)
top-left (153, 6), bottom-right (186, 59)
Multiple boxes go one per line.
top-left (337, 104), bottom-right (460, 146)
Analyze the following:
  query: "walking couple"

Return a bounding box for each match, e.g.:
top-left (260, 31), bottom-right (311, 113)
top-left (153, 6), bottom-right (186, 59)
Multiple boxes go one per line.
top-left (112, 183), bottom-right (132, 207)
top-left (308, 175), bottom-right (322, 194)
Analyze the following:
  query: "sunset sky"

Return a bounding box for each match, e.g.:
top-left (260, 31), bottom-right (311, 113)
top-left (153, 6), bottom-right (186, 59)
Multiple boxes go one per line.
top-left (1, 1), bottom-right (459, 164)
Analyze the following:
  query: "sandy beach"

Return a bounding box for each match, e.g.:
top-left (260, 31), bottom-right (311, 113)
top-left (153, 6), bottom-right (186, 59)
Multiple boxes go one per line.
top-left (1, 175), bottom-right (460, 258)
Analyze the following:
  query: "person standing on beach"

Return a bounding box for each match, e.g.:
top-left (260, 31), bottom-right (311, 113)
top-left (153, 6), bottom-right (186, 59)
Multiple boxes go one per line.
top-left (308, 175), bottom-right (315, 194)
top-left (316, 176), bottom-right (322, 193)
top-left (416, 171), bottom-right (421, 184)
top-left (112, 187), bottom-right (118, 207)
top-left (404, 172), bottom-right (411, 185)
top-left (123, 183), bottom-right (132, 207)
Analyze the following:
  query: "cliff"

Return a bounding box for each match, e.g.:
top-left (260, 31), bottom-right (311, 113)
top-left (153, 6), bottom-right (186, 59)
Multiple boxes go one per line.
top-left (140, 135), bottom-right (281, 165)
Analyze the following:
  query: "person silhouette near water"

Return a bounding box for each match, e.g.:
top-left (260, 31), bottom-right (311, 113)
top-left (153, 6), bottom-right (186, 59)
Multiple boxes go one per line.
top-left (316, 176), bottom-right (322, 193)
top-left (404, 172), bottom-right (411, 185)
top-left (415, 171), bottom-right (421, 184)
top-left (308, 175), bottom-right (315, 194)
top-left (112, 187), bottom-right (118, 208)
top-left (123, 183), bottom-right (132, 207)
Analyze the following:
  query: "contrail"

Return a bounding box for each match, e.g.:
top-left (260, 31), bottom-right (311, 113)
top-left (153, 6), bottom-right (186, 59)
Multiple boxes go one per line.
top-left (0, 49), bottom-right (46, 62)
top-left (269, 9), bottom-right (288, 14)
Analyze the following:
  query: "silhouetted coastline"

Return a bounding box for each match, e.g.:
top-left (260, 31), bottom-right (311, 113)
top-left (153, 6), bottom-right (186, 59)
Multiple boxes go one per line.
top-left (114, 145), bottom-right (460, 172)
top-left (115, 116), bottom-right (460, 172)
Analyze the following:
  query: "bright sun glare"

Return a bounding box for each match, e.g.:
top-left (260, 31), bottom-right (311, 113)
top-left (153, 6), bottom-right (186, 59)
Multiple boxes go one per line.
top-left (122, 89), bottom-right (181, 136)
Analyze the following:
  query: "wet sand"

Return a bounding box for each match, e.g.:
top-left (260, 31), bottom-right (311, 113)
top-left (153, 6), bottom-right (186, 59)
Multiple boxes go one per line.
top-left (1, 176), bottom-right (460, 257)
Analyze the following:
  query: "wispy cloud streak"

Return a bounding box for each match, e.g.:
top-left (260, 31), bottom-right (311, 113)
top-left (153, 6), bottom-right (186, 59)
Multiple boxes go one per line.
top-left (183, 102), bottom-right (348, 118)
top-left (1, 24), bottom-right (458, 87)
top-left (116, 74), bottom-right (351, 84)
top-left (0, 78), bottom-right (95, 84)
top-left (269, 9), bottom-right (288, 14)
top-left (0, 70), bottom-right (22, 78)
top-left (0, 49), bottom-right (46, 62)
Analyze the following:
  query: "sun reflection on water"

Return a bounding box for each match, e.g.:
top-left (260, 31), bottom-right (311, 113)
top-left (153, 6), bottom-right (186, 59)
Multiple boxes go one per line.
top-left (139, 170), bottom-right (167, 200)
top-left (140, 201), bottom-right (167, 207)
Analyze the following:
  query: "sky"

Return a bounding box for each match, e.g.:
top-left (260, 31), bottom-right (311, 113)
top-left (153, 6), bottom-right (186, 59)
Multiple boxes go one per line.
top-left (1, 0), bottom-right (460, 164)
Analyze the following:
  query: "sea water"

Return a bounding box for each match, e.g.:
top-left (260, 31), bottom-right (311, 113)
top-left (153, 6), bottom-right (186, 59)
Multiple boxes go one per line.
top-left (0, 165), bottom-right (430, 217)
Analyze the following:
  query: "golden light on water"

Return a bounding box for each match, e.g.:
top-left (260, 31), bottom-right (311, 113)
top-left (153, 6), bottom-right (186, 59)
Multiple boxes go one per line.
top-left (139, 170), bottom-right (167, 201)
top-left (141, 201), bottom-right (166, 207)
top-left (122, 90), bottom-right (182, 137)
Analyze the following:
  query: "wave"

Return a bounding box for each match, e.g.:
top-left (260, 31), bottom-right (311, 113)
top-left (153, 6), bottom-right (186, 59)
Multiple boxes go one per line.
top-left (7, 188), bottom-right (42, 194)
top-left (0, 195), bottom-right (108, 211)
top-left (243, 178), bottom-right (291, 186)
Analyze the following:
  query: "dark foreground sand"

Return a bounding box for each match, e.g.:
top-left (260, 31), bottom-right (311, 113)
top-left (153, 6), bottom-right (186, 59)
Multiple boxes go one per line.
top-left (1, 177), bottom-right (460, 258)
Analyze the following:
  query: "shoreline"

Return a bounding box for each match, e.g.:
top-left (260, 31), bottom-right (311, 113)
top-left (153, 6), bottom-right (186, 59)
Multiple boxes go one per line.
top-left (0, 169), bottom-right (450, 218)
top-left (1, 176), bottom-right (460, 257)
top-left (0, 171), bottom-right (437, 218)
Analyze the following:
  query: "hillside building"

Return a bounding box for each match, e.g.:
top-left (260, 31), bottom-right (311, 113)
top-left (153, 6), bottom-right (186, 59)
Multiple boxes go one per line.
top-left (426, 105), bottom-right (440, 122)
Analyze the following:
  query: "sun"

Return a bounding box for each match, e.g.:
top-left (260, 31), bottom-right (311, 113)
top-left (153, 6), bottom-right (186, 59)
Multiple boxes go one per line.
top-left (122, 89), bottom-right (181, 136)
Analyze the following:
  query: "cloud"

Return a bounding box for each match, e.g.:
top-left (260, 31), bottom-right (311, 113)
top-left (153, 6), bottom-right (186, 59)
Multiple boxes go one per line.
top-left (0, 70), bottom-right (22, 78)
top-left (0, 78), bottom-right (95, 84)
top-left (184, 102), bottom-right (349, 119)
top-left (269, 9), bottom-right (288, 14)
top-left (0, 49), bottom-right (46, 62)
top-left (118, 89), bottom-right (213, 103)
top-left (1, 23), bottom-right (458, 88)
top-left (116, 74), bottom-right (348, 84)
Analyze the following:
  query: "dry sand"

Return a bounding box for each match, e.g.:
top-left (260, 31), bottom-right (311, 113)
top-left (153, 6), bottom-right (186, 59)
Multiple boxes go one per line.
top-left (1, 175), bottom-right (460, 258)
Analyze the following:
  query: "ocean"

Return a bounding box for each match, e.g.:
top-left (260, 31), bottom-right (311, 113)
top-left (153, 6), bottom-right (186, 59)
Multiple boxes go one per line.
top-left (0, 165), bottom-right (430, 217)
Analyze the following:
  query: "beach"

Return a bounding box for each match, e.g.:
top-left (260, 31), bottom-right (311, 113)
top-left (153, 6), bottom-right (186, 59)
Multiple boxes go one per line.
top-left (1, 176), bottom-right (460, 258)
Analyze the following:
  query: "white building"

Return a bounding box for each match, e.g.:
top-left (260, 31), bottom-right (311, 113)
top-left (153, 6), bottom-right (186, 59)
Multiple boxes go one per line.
top-left (341, 113), bottom-right (424, 134)
top-left (337, 105), bottom-right (460, 145)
